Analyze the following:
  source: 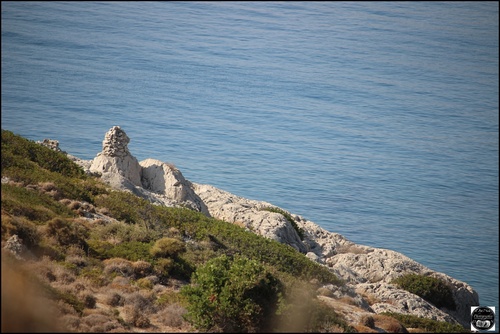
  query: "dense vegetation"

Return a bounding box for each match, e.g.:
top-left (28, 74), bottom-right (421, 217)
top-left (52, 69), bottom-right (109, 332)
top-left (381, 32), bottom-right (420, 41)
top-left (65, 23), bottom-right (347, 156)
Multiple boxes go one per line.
top-left (1, 129), bottom-right (467, 333)
top-left (391, 273), bottom-right (457, 311)
top-left (382, 312), bottom-right (469, 333)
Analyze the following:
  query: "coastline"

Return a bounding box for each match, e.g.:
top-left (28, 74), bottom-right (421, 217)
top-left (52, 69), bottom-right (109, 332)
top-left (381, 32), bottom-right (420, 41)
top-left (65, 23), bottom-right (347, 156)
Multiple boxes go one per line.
top-left (64, 126), bottom-right (479, 328)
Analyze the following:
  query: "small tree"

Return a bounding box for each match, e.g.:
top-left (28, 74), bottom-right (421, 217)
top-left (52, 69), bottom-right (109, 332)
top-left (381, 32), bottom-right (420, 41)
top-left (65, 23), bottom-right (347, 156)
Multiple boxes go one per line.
top-left (181, 254), bottom-right (284, 332)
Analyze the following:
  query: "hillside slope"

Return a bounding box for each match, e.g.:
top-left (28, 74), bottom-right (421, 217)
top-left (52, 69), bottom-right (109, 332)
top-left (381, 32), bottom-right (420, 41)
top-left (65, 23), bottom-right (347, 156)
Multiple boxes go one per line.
top-left (1, 128), bottom-right (472, 333)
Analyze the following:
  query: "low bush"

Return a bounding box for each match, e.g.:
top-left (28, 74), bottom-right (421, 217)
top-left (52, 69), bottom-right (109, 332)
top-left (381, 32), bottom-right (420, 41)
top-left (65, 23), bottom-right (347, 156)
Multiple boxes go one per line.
top-left (44, 218), bottom-right (89, 250)
top-left (105, 241), bottom-right (154, 262)
top-left (391, 274), bottom-right (457, 310)
top-left (1, 130), bottom-right (84, 178)
top-left (1, 214), bottom-right (41, 248)
top-left (181, 254), bottom-right (284, 332)
top-left (382, 312), bottom-right (469, 333)
top-left (135, 277), bottom-right (154, 290)
top-left (150, 237), bottom-right (186, 259)
top-left (2, 184), bottom-right (75, 222)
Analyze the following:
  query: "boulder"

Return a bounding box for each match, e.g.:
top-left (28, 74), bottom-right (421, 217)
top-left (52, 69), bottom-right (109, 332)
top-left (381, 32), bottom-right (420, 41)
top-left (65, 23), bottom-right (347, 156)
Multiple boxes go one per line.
top-left (140, 158), bottom-right (208, 214)
top-left (191, 183), bottom-right (307, 253)
top-left (89, 126), bottom-right (142, 188)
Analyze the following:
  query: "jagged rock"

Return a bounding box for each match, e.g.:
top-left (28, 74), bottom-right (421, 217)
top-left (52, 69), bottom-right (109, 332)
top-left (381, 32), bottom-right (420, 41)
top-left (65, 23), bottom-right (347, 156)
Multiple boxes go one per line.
top-left (84, 127), bottom-right (207, 213)
top-left (36, 138), bottom-right (64, 153)
top-left (56, 126), bottom-right (480, 329)
top-left (140, 158), bottom-right (209, 214)
top-left (89, 126), bottom-right (142, 187)
top-left (3, 235), bottom-right (27, 259)
top-left (356, 282), bottom-right (460, 325)
top-left (296, 218), bottom-right (352, 259)
top-left (326, 247), bottom-right (427, 284)
top-left (191, 183), bottom-right (307, 253)
top-left (322, 245), bottom-right (478, 328)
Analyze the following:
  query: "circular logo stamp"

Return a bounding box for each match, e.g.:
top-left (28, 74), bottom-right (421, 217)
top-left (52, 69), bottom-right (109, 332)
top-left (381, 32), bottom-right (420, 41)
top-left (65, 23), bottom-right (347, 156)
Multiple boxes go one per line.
top-left (471, 306), bottom-right (495, 331)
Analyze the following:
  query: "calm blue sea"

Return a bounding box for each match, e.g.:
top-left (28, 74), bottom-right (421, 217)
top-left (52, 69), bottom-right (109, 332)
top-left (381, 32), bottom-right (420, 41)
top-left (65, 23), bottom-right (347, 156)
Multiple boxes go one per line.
top-left (2, 1), bottom-right (498, 308)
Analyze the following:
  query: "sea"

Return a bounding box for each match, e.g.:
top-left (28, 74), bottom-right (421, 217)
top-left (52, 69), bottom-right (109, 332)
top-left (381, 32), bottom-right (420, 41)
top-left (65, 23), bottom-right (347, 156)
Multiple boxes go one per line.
top-left (2, 1), bottom-right (498, 309)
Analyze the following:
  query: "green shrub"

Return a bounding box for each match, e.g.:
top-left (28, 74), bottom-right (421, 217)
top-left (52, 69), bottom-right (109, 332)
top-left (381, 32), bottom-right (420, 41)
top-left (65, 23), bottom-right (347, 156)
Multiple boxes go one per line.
top-left (1, 184), bottom-right (75, 222)
top-left (181, 254), bottom-right (284, 332)
top-left (391, 274), bottom-right (457, 310)
top-left (382, 312), bottom-right (469, 333)
top-left (150, 237), bottom-right (186, 258)
top-left (45, 218), bottom-right (89, 253)
top-left (93, 191), bottom-right (159, 227)
top-left (178, 216), bottom-right (342, 285)
top-left (156, 290), bottom-right (185, 307)
top-left (154, 258), bottom-right (174, 276)
top-left (168, 256), bottom-right (195, 280)
top-left (106, 241), bottom-right (154, 262)
top-left (135, 277), bottom-right (154, 290)
top-left (1, 129), bottom-right (84, 178)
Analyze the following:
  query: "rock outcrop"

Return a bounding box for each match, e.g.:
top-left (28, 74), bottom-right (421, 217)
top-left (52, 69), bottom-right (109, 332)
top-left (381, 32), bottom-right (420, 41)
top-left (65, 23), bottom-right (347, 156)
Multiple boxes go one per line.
top-left (85, 126), bottom-right (207, 213)
top-left (89, 126), bottom-right (142, 189)
top-left (36, 138), bottom-right (65, 153)
top-left (192, 183), bottom-right (306, 253)
top-left (58, 126), bottom-right (478, 328)
top-left (140, 158), bottom-right (208, 215)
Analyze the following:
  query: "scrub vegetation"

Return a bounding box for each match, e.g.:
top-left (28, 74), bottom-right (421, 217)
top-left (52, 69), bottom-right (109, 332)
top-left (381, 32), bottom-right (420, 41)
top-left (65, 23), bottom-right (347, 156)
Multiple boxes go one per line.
top-left (1, 129), bottom-right (467, 333)
top-left (391, 273), bottom-right (457, 311)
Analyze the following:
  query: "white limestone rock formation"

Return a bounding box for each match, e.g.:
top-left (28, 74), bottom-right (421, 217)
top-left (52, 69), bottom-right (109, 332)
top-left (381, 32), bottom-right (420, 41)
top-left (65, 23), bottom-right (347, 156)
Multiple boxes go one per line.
top-left (89, 126), bottom-right (142, 190)
top-left (191, 183), bottom-right (307, 253)
top-left (52, 126), bottom-right (479, 328)
top-left (140, 158), bottom-right (209, 215)
top-left (293, 218), bottom-right (478, 328)
top-left (85, 126), bottom-right (207, 213)
top-left (36, 138), bottom-right (64, 153)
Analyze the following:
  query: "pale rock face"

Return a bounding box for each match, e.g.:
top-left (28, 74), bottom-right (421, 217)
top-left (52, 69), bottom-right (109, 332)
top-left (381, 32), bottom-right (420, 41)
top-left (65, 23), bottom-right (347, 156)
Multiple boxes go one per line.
top-left (326, 247), bottom-right (428, 284)
top-left (89, 126), bottom-right (142, 187)
top-left (36, 139), bottom-right (63, 152)
top-left (431, 272), bottom-right (480, 328)
top-left (323, 246), bottom-right (478, 328)
top-left (57, 126), bottom-right (480, 329)
top-left (355, 282), bottom-right (460, 324)
top-left (191, 183), bottom-right (307, 253)
top-left (140, 158), bottom-right (209, 214)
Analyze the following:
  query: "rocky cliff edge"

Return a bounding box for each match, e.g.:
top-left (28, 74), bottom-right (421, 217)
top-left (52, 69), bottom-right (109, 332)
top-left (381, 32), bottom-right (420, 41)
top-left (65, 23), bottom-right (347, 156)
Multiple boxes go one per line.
top-left (55, 125), bottom-right (478, 328)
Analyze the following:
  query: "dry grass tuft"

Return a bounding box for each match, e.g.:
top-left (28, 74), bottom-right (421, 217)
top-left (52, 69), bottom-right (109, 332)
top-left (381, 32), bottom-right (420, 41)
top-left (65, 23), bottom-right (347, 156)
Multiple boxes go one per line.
top-left (103, 290), bottom-right (125, 307)
top-left (103, 258), bottom-right (135, 277)
top-left (336, 243), bottom-right (368, 254)
top-left (360, 314), bottom-right (376, 328)
top-left (373, 314), bottom-right (408, 333)
top-left (353, 324), bottom-right (379, 333)
top-left (154, 303), bottom-right (187, 328)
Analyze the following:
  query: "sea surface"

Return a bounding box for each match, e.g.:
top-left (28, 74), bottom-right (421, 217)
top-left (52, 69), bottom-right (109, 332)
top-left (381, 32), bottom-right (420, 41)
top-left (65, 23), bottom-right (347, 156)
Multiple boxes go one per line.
top-left (2, 1), bottom-right (498, 308)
